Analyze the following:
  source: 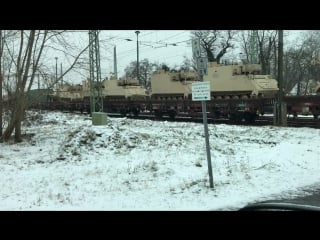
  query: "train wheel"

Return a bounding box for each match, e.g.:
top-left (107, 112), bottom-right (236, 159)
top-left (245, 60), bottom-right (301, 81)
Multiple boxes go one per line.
top-left (120, 108), bottom-right (127, 117)
top-left (154, 111), bottom-right (163, 118)
top-left (132, 109), bottom-right (139, 117)
top-left (168, 111), bottom-right (176, 119)
top-left (244, 112), bottom-right (256, 123)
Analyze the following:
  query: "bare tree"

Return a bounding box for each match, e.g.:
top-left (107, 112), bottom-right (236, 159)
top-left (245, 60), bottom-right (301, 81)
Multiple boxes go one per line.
top-left (238, 31), bottom-right (251, 63)
top-left (257, 30), bottom-right (278, 75)
top-left (284, 47), bottom-right (305, 95)
top-left (192, 30), bottom-right (237, 63)
top-left (124, 61), bottom-right (138, 79)
top-left (0, 30), bottom-right (90, 143)
top-left (124, 58), bottom-right (156, 89)
top-left (238, 30), bottom-right (278, 74)
top-left (180, 55), bottom-right (197, 72)
top-left (283, 31), bottom-right (320, 95)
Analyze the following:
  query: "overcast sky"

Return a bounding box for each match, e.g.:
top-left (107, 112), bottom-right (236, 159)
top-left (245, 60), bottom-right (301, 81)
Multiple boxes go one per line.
top-left (100, 30), bottom-right (193, 76)
top-left (45, 30), bottom-right (304, 86)
top-left (48, 30), bottom-right (193, 85)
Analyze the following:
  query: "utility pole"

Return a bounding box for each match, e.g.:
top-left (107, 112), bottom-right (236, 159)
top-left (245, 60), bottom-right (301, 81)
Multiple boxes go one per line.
top-left (135, 30), bottom-right (140, 84)
top-left (0, 30), bottom-right (3, 137)
top-left (114, 46), bottom-right (117, 79)
top-left (249, 30), bottom-right (259, 64)
top-left (88, 30), bottom-right (103, 113)
top-left (60, 62), bottom-right (63, 85)
top-left (55, 57), bottom-right (58, 85)
top-left (277, 30), bottom-right (286, 126)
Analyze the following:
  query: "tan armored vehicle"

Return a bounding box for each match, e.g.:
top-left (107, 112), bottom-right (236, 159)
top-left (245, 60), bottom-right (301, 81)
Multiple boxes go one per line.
top-left (53, 76), bottom-right (147, 101)
top-left (82, 76), bottom-right (147, 99)
top-left (204, 62), bottom-right (279, 99)
top-left (150, 62), bottom-right (279, 99)
top-left (53, 83), bottom-right (83, 100)
top-left (150, 69), bottom-right (198, 99)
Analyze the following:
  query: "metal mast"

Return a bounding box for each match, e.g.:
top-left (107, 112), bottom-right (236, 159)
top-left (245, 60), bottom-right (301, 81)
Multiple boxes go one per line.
top-left (113, 46), bottom-right (117, 79)
top-left (277, 30), bottom-right (285, 126)
top-left (0, 30), bottom-right (3, 137)
top-left (88, 30), bottom-right (103, 113)
top-left (249, 30), bottom-right (259, 64)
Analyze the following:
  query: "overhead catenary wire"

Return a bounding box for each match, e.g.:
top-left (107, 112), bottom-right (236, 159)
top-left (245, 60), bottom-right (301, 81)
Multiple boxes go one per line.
top-left (94, 31), bottom-right (192, 78)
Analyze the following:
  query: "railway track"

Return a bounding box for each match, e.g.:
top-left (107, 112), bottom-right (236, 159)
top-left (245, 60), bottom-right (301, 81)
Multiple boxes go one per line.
top-left (30, 109), bottom-right (320, 129)
top-left (287, 118), bottom-right (320, 128)
top-left (105, 112), bottom-right (320, 129)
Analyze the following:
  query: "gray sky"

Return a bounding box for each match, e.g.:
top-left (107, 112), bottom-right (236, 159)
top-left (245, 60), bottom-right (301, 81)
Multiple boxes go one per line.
top-left (46, 30), bottom-right (304, 86)
top-left (52, 30), bottom-right (193, 85)
top-left (100, 30), bottom-right (193, 77)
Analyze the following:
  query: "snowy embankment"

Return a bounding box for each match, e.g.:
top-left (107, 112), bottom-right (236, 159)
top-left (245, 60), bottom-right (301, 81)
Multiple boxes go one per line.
top-left (0, 111), bottom-right (319, 210)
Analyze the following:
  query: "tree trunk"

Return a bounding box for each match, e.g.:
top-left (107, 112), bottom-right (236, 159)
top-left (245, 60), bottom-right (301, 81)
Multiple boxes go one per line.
top-left (3, 90), bottom-right (25, 142)
top-left (14, 118), bottom-right (22, 142)
top-left (206, 49), bottom-right (215, 62)
top-left (261, 59), bottom-right (267, 74)
top-left (297, 75), bottom-right (301, 96)
top-left (14, 92), bottom-right (24, 142)
top-left (273, 43), bottom-right (277, 78)
top-left (304, 79), bottom-right (310, 95)
top-left (3, 109), bottom-right (16, 141)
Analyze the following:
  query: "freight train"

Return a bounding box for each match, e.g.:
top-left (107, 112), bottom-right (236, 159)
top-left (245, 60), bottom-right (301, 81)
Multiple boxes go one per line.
top-left (148, 61), bottom-right (279, 121)
top-left (150, 62), bottom-right (279, 99)
top-left (285, 95), bottom-right (320, 118)
top-left (25, 61), bottom-right (320, 122)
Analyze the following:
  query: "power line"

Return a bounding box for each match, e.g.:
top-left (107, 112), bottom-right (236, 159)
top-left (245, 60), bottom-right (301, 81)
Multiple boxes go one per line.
top-left (95, 31), bottom-right (192, 78)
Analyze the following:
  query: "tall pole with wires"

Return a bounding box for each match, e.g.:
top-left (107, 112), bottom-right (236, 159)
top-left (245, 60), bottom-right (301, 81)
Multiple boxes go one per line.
top-left (0, 30), bottom-right (3, 137)
top-left (135, 31), bottom-right (140, 84)
top-left (60, 62), bottom-right (63, 85)
top-left (277, 30), bottom-right (286, 126)
top-left (55, 57), bottom-right (58, 85)
top-left (88, 30), bottom-right (103, 114)
top-left (114, 46), bottom-right (118, 79)
top-left (249, 30), bottom-right (259, 64)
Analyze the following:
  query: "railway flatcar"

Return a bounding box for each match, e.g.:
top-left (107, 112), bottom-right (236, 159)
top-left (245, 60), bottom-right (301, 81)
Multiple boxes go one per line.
top-left (47, 76), bottom-right (148, 113)
top-left (149, 61), bottom-right (279, 121)
top-left (150, 61), bottom-right (279, 100)
top-left (285, 95), bottom-right (320, 119)
top-left (34, 61), bottom-right (282, 122)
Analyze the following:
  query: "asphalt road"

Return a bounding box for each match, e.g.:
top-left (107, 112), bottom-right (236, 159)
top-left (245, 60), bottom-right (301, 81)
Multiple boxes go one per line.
top-left (215, 183), bottom-right (320, 211)
top-left (237, 182), bottom-right (320, 211)
top-left (263, 182), bottom-right (320, 207)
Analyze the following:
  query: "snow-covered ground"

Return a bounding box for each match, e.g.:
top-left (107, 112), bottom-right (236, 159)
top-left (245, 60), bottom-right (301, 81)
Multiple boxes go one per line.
top-left (0, 110), bottom-right (320, 210)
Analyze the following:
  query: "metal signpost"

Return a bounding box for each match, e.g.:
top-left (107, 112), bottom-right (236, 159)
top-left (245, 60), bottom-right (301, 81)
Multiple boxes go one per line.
top-left (192, 38), bottom-right (214, 188)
